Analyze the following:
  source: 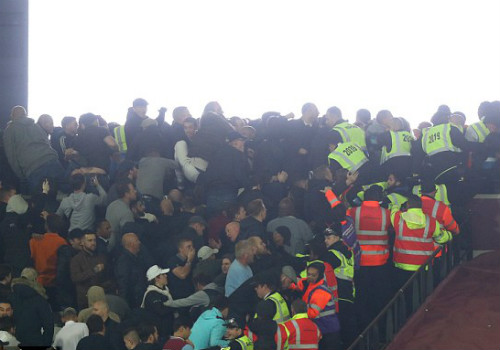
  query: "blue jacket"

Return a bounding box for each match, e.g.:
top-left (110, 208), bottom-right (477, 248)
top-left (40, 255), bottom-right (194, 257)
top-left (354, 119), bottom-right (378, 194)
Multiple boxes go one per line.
top-left (189, 307), bottom-right (229, 350)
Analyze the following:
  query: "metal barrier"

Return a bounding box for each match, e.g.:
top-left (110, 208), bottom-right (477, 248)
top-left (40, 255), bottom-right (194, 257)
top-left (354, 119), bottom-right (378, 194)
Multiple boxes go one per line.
top-left (347, 237), bottom-right (470, 350)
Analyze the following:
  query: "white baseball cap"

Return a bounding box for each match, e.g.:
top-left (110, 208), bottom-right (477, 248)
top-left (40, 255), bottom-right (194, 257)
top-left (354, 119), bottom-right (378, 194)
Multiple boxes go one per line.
top-left (197, 246), bottom-right (219, 261)
top-left (146, 265), bottom-right (170, 281)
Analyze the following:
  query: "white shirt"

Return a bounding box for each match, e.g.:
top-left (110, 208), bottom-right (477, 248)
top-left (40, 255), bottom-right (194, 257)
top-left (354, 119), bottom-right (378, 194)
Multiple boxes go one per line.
top-left (53, 320), bottom-right (89, 350)
top-left (0, 331), bottom-right (20, 347)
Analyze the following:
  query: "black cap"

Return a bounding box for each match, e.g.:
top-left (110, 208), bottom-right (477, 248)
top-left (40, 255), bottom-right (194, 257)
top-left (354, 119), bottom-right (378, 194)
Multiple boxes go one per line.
top-left (323, 226), bottom-right (342, 237)
top-left (227, 131), bottom-right (246, 142)
top-left (225, 318), bottom-right (241, 329)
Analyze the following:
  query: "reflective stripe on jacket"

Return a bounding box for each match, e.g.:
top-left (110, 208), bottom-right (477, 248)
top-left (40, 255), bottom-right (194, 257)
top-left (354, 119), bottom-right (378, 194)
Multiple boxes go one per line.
top-left (392, 209), bottom-right (437, 270)
top-left (467, 121), bottom-right (490, 143)
top-left (421, 123), bottom-right (460, 156)
top-left (380, 131), bottom-right (412, 164)
top-left (347, 202), bottom-right (390, 266)
top-left (412, 184), bottom-right (450, 206)
top-left (332, 121), bottom-right (367, 151)
top-left (283, 313), bottom-right (321, 350)
top-left (266, 292), bottom-right (291, 323)
top-left (327, 142), bottom-right (368, 172)
top-left (113, 125), bottom-right (127, 153)
top-left (235, 335), bottom-right (254, 350)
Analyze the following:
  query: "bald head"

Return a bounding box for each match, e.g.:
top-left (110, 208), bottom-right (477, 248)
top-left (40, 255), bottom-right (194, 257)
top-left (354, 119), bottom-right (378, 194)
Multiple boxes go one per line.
top-left (301, 103), bottom-right (319, 124)
top-left (92, 300), bottom-right (109, 321)
top-left (10, 106), bottom-right (27, 120)
top-left (122, 233), bottom-right (141, 255)
top-left (37, 114), bottom-right (54, 134)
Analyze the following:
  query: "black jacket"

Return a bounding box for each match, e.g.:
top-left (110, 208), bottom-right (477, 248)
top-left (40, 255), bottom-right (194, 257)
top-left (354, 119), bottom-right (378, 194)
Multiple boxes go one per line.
top-left (0, 212), bottom-right (32, 276)
top-left (189, 113), bottom-right (234, 163)
top-left (76, 334), bottom-right (110, 350)
top-left (202, 144), bottom-right (251, 193)
top-left (115, 249), bottom-right (152, 309)
top-left (56, 244), bottom-right (80, 309)
top-left (303, 179), bottom-right (333, 227)
top-left (142, 285), bottom-right (175, 337)
top-left (239, 217), bottom-right (266, 240)
top-left (11, 281), bottom-right (54, 347)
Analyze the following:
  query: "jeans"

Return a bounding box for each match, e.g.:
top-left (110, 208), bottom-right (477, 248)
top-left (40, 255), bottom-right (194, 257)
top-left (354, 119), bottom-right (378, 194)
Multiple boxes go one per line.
top-left (27, 159), bottom-right (67, 194)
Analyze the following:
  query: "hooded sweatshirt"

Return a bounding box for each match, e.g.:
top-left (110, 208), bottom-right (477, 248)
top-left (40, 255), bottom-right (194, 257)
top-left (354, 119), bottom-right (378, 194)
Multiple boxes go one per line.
top-left (56, 185), bottom-right (107, 231)
top-left (3, 116), bottom-right (59, 178)
top-left (11, 280), bottom-right (54, 347)
top-left (77, 286), bottom-right (121, 323)
top-left (189, 307), bottom-right (229, 350)
top-left (164, 282), bottom-right (221, 309)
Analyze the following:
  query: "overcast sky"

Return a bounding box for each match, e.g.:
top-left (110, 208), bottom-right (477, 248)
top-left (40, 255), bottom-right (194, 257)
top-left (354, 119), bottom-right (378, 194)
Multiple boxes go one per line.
top-left (29, 0), bottom-right (500, 127)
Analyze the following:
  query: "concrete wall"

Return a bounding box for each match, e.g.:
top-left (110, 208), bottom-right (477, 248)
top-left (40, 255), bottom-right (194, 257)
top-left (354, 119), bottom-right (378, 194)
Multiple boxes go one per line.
top-left (0, 0), bottom-right (28, 128)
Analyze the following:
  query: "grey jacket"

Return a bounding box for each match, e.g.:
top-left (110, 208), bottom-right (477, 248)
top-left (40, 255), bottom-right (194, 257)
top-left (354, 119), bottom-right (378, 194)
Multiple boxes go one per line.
top-left (105, 199), bottom-right (135, 251)
top-left (3, 116), bottom-right (59, 178)
top-left (56, 185), bottom-right (107, 231)
top-left (164, 282), bottom-right (222, 308)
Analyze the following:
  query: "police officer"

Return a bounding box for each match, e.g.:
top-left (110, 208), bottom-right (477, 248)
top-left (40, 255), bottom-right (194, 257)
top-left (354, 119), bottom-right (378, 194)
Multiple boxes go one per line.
top-left (323, 226), bottom-right (356, 348)
top-left (224, 318), bottom-right (254, 350)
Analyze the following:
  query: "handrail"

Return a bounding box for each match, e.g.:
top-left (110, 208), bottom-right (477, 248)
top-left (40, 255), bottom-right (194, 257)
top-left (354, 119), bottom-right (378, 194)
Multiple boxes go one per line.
top-left (347, 237), bottom-right (469, 350)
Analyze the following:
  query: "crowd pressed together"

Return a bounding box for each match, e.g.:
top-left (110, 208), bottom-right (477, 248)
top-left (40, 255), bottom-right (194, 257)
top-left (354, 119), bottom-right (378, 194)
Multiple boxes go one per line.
top-left (0, 99), bottom-right (499, 350)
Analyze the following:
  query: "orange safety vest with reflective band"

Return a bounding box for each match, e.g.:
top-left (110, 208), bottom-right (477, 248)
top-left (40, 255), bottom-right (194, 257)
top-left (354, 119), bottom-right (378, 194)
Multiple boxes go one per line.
top-left (244, 324), bottom-right (289, 350)
top-left (347, 202), bottom-right (391, 266)
top-left (421, 195), bottom-right (458, 258)
top-left (324, 189), bottom-right (341, 208)
top-left (283, 313), bottom-right (321, 350)
top-left (420, 196), bottom-right (459, 234)
top-left (393, 211), bottom-right (437, 270)
top-left (276, 323), bottom-right (290, 350)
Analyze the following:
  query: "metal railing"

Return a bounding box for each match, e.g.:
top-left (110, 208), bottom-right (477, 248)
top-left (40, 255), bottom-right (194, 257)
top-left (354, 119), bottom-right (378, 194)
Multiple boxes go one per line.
top-left (347, 237), bottom-right (470, 350)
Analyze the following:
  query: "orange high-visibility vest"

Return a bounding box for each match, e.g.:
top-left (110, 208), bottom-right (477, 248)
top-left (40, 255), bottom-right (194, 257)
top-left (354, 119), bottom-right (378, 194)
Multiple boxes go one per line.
top-left (393, 211), bottom-right (437, 269)
top-left (347, 201), bottom-right (391, 266)
top-left (283, 313), bottom-right (321, 350)
top-left (244, 323), bottom-right (290, 350)
top-left (421, 196), bottom-right (459, 234)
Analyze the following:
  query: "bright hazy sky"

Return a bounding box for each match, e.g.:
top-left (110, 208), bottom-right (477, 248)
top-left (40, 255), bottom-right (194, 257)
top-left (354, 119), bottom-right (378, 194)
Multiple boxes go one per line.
top-left (29, 0), bottom-right (500, 127)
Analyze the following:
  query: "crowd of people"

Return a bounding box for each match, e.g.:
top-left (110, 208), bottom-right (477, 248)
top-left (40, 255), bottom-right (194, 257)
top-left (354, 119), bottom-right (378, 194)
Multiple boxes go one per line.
top-left (0, 99), bottom-right (499, 350)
